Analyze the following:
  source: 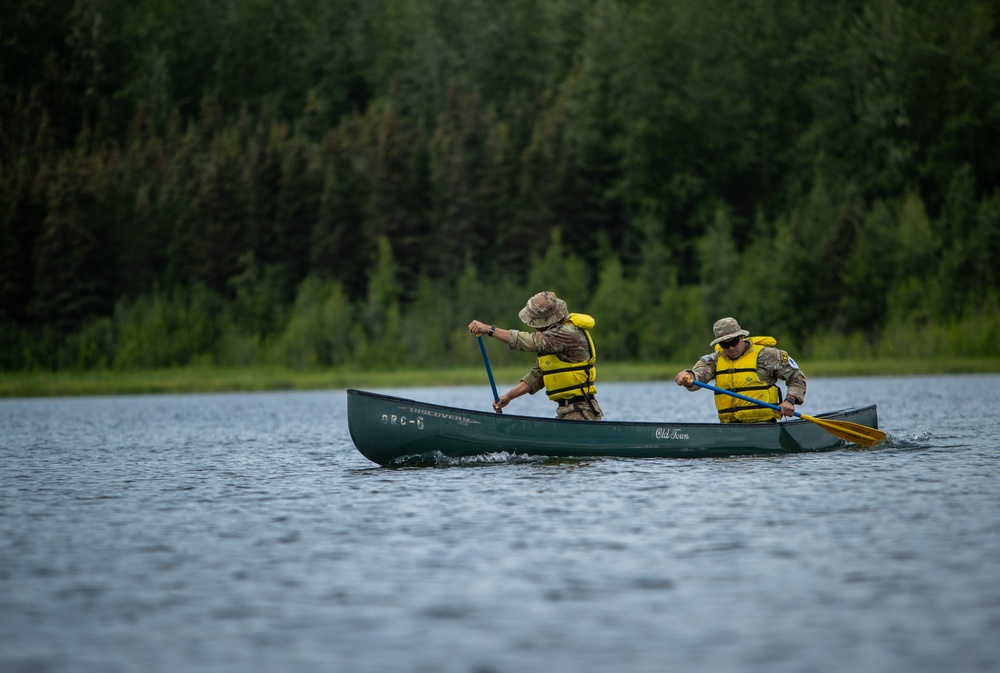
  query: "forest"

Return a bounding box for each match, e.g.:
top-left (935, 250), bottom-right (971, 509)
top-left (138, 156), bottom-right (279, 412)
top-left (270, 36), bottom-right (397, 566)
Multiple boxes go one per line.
top-left (2, 0), bottom-right (999, 374)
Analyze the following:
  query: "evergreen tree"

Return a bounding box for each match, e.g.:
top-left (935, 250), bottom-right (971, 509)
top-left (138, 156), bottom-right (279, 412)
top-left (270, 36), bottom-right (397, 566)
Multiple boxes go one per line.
top-left (354, 102), bottom-right (427, 299)
top-left (273, 276), bottom-right (354, 368)
top-left (30, 139), bottom-right (117, 335)
top-left (358, 236), bottom-right (403, 367)
top-left (181, 125), bottom-right (251, 295)
top-left (311, 123), bottom-right (368, 299)
top-left (588, 255), bottom-right (640, 362)
top-left (525, 229), bottom-right (591, 309)
top-left (427, 88), bottom-right (491, 282)
top-left (887, 191), bottom-right (935, 323)
top-left (840, 200), bottom-right (896, 332)
top-left (696, 207), bottom-right (741, 317)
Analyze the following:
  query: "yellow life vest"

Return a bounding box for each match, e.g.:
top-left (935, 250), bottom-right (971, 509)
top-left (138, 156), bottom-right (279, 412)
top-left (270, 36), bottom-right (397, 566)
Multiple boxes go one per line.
top-left (539, 313), bottom-right (597, 401)
top-left (714, 336), bottom-right (780, 422)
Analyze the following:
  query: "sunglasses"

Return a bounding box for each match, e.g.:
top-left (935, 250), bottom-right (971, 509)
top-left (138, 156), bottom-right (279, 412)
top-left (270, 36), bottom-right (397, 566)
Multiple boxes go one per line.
top-left (719, 337), bottom-right (743, 349)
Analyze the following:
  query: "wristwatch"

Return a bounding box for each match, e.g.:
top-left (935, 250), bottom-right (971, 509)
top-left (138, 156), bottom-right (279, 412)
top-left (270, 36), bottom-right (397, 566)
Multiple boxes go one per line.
top-left (488, 325), bottom-right (496, 337)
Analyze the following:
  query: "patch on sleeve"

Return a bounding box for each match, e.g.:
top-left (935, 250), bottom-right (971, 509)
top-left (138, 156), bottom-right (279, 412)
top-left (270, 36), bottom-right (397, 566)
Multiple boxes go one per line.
top-left (700, 354), bottom-right (714, 363)
top-left (781, 351), bottom-right (799, 369)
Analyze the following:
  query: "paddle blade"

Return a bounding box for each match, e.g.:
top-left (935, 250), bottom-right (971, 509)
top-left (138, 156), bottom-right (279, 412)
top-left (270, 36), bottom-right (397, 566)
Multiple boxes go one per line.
top-left (799, 414), bottom-right (887, 448)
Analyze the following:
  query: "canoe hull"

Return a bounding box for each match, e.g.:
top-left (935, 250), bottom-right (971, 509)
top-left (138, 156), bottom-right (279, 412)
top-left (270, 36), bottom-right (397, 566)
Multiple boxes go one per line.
top-left (347, 389), bottom-right (881, 466)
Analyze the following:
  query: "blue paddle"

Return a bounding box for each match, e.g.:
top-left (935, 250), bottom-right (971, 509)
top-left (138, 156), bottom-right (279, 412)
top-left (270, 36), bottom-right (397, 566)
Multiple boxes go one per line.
top-left (690, 380), bottom-right (885, 447)
top-left (477, 335), bottom-right (502, 413)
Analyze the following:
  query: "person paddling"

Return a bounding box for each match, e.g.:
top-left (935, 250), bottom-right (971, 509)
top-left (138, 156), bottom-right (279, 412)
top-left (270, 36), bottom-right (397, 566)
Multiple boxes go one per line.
top-left (674, 317), bottom-right (806, 422)
top-left (469, 291), bottom-right (603, 420)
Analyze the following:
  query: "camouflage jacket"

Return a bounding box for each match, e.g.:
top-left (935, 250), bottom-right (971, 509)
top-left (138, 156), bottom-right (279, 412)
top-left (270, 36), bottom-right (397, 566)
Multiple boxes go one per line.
top-left (506, 323), bottom-right (594, 395)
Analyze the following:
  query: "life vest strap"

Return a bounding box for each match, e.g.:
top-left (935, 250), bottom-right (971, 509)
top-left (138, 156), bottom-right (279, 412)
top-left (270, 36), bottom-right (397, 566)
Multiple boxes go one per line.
top-left (557, 394), bottom-right (595, 407)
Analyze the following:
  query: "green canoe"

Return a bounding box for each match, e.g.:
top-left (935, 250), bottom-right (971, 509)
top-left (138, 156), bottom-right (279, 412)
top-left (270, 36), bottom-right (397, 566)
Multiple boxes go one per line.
top-left (347, 388), bottom-right (882, 466)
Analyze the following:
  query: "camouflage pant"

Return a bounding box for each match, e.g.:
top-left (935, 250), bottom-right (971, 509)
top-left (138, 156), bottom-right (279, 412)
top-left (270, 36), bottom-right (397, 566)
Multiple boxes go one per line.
top-left (555, 398), bottom-right (603, 421)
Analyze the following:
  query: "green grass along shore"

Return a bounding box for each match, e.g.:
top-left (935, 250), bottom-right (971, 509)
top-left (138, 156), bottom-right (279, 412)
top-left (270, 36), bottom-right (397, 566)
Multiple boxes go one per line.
top-left (2, 358), bottom-right (998, 398)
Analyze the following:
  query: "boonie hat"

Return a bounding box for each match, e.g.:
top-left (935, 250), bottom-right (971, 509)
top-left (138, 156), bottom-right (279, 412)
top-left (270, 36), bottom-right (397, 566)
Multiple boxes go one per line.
top-left (518, 291), bottom-right (568, 328)
top-left (709, 316), bottom-right (750, 347)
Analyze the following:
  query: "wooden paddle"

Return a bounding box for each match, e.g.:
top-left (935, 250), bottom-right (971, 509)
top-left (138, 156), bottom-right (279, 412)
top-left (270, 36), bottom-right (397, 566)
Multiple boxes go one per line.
top-left (477, 335), bottom-right (502, 413)
top-left (691, 380), bottom-right (886, 448)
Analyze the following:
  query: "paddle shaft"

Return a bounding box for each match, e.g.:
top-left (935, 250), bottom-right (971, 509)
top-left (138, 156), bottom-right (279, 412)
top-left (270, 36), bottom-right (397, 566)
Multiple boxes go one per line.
top-left (692, 380), bottom-right (793, 416)
top-left (477, 335), bottom-right (502, 413)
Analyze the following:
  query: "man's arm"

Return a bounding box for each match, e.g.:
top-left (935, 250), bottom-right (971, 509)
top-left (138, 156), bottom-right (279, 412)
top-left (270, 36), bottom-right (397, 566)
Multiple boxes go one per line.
top-left (758, 347), bottom-right (806, 405)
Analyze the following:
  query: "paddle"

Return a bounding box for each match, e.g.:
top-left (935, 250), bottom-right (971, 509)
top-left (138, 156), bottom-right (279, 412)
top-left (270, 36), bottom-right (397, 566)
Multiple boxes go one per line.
top-left (477, 335), bottom-right (502, 413)
top-left (691, 380), bottom-right (886, 448)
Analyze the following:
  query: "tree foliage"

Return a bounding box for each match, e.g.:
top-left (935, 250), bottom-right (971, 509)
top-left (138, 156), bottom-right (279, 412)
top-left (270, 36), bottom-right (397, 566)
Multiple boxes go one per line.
top-left (2, 0), bottom-right (1000, 371)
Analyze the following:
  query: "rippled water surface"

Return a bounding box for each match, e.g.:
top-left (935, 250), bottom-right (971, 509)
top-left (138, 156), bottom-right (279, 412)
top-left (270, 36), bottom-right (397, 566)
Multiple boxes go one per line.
top-left (2, 375), bottom-right (998, 673)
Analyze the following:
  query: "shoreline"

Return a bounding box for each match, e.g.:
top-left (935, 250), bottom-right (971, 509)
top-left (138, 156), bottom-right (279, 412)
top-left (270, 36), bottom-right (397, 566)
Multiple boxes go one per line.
top-left (2, 358), bottom-right (998, 398)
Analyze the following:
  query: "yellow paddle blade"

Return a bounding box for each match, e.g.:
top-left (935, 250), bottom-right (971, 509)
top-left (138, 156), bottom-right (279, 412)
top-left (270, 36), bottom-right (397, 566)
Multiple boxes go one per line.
top-left (799, 413), bottom-right (887, 448)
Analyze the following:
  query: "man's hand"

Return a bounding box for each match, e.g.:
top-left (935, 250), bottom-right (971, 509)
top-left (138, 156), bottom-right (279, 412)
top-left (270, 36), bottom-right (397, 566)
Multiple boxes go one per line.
top-left (492, 394), bottom-right (511, 413)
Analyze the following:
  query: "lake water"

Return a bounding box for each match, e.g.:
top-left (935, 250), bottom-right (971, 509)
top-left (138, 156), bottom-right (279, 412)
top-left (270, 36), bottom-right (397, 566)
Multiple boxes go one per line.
top-left (1, 375), bottom-right (998, 673)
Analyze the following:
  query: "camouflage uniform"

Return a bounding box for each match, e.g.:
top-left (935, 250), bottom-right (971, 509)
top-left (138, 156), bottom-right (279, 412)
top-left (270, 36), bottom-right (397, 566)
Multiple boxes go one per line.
top-left (680, 316), bottom-right (807, 409)
top-left (500, 291), bottom-right (603, 421)
top-left (507, 322), bottom-right (604, 421)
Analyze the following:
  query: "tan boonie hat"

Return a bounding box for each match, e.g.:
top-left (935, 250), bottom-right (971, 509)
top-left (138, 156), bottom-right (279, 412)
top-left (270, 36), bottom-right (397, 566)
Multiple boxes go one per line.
top-left (518, 291), bottom-right (569, 328)
top-left (709, 316), bottom-right (750, 346)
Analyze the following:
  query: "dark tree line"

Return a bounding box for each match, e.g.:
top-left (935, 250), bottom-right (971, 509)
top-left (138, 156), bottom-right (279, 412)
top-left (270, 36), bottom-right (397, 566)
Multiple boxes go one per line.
top-left (2, 0), bottom-right (999, 371)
